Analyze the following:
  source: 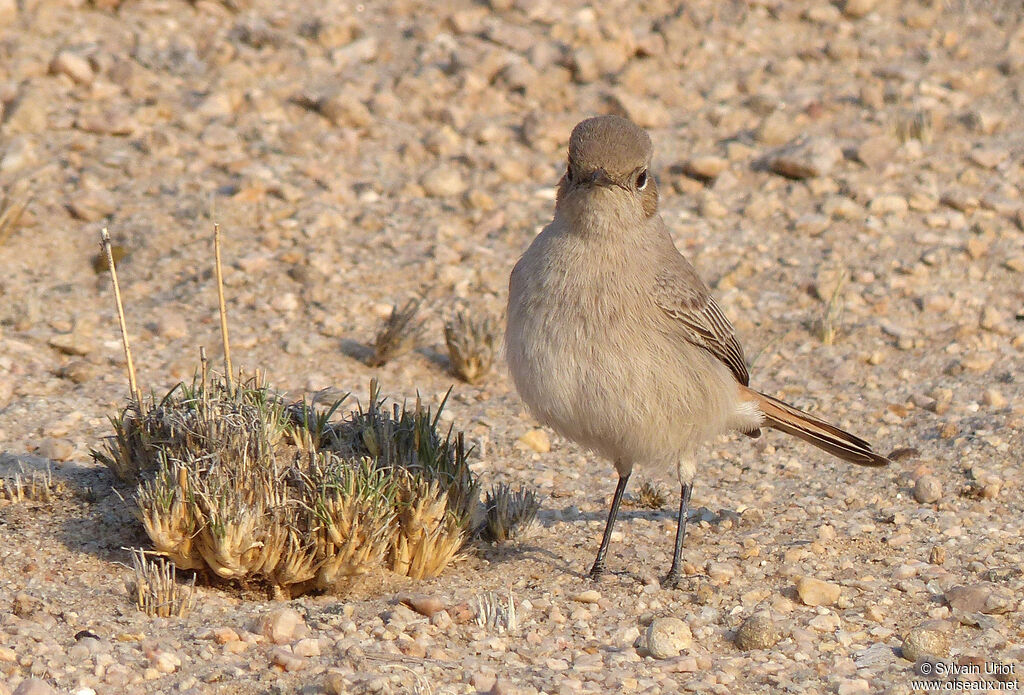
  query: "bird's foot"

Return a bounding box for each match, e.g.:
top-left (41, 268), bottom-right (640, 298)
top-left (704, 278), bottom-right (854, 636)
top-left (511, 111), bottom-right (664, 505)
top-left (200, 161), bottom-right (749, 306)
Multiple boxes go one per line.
top-left (588, 560), bottom-right (605, 580)
top-left (661, 566), bottom-right (689, 590)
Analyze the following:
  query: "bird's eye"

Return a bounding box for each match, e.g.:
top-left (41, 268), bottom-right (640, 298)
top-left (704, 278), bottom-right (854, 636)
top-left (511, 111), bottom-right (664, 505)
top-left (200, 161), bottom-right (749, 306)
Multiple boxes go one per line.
top-left (636, 170), bottom-right (648, 190)
top-left (566, 165), bottom-right (574, 183)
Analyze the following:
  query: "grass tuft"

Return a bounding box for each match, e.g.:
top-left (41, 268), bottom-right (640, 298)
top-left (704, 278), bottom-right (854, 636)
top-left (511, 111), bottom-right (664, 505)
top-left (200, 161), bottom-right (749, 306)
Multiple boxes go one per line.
top-left (128, 547), bottom-right (196, 618)
top-left (633, 481), bottom-right (668, 509)
top-left (95, 375), bottom-right (484, 595)
top-left (481, 483), bottom-right (540, 542)
top-left (444, 309), bottom-right (498, 384)
top-left (368, 298), bottom-right (426, 367)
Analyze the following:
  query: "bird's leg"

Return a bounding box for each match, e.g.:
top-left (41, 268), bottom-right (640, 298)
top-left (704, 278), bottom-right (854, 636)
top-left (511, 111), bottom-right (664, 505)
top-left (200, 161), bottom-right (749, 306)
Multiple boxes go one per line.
top-left (589, 473), bottom-right (630, 579)
top-left (663, 482), bottom-right (693, 588)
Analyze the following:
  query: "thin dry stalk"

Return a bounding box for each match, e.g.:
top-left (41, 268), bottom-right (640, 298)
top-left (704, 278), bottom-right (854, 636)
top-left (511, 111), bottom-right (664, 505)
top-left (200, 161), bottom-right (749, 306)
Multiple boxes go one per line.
top-left (1, 465), bottom-right (63, 503)
top-left (892, 107), bottom-right (934, 145)
top-left (473, 588), bottom-right (517, 633)
top-left (101, 228), bottom-right (139, 401)
top-left (128, 547), bottom-right (196, 618)
top-left (213, 223), bottom-right (233, 391)
top-left (820, 269), bottom-right (847, 346)
top-left (0, 185), bottom-right (32, 246)
top-left (368, 298), bottom-right (426, 367)
top-left (199, 346), bottom-right (209, 394)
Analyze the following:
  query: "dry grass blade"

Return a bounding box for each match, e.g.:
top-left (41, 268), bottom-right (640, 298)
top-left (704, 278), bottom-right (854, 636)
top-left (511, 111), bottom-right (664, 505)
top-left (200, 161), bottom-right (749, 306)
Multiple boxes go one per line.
top-left (128, 547), bottom-right (196, 618)
top-left (444, 309), bottom-right (498, 384)
top-left (819, 268), bottom-right (847, 346)
top-left (481, 483), bottom-right (540, 542)
top-left (1, 464), bottom-right (65, 504)
top-left (367, 298), bottom-right (426, 367)
top-left (892, 108), bottom-right (934, 144)
top-left (0, 184), bottom-right (32, 246)
top-left (213, 223), bottom-right (233, 391)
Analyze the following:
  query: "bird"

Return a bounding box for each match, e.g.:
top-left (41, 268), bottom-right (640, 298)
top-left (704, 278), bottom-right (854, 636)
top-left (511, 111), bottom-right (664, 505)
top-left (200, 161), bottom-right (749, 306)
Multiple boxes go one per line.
top-left (504, 114), bottom-right (890, 586)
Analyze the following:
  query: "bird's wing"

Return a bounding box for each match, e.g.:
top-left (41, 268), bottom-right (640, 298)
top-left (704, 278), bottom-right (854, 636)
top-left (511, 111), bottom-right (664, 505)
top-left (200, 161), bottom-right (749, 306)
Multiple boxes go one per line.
top-left (652, 255), bottom-right (750, 386)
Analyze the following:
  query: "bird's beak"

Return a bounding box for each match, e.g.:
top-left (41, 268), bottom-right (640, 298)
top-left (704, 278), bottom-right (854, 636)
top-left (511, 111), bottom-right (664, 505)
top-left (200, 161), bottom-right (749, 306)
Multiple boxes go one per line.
top-left (588, 168), bottom-right (615, 187)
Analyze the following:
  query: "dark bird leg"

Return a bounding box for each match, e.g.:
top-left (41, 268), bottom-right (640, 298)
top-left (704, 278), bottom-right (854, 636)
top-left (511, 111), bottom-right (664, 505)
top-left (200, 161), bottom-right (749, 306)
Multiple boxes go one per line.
top-left (663, 482), bottom-right (693, 587)
top-left (589, 473), bottom-right (630, 578)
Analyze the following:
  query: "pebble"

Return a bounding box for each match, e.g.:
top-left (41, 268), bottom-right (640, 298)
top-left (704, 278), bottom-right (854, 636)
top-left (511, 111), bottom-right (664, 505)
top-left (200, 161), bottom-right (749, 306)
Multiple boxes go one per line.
top-left (836, 679), bottom-right (870, 695)
top-left (684, 155), bottom-right (728, 180)
top-left (706, 562), bottom-right (737, 583)
top-left (259, 608), bottom-right (307, 645)
top-left (402, 595), bottom-right (445, 617)
top-left (37, 438), bottom-right (74, 462)
top-left (47, 334), bottom-right (94, 356)
top-left (269, 646), bottom-right (305, 671)
top-left (912, 475), bottom-right (942, 504)
top-left (900, 624), bottom-right (950, 661)
top-left (152, 311), bottom-right (189, 340)
top-left (756, 111), bottom-right (801, 145)
top-left (645, 617), bottom-right (692, 659)
top-left (51, 51), bottom-right (95, 85)
top-left (12, 680), bottom-right (56, 695)
top-left (149, 648), bottom-right (181, 673)
top-left (768, 137), bottom-right (842, 179)
top-left (855, 135), bottom-right (897, 169)
top-left (982, 389), bottom-right (1006, 408)
top-left (67, 190), bottom-right (116, 222)
top-left (606, 91), bottom-right (671, 129)
top-left (822, 196), bottom-right (862, 220)
top-left (841, 0), bottom-right (877, 18)
top-left (58, 360), bottom-right (99, 384)
top-left (293, 638), bottom-right (321, 657)
top-left (796, 576), bottom-right (841, 607)
top-left (318, 92), bottom-right (374, 129)
top-left (210, 627), bottom-right (239, 644)
top-left (868, 194), bottom-right (909, 216)
top-left (944, 583), bottom-right (1016, 616)
top-left (517, 429), bottom-right (550, 453)
top-left (734, 612), bottom-right (781, 650)
top-left (968, 148), bottom-right (1007, 169)
top-left (941, 190), bottom-right (978, 213)
top-left (323, 672), bottom-right (348, 695)
top-left (698, 193), bottom-right (728, 218)
top-left (0, 0), bottom-right (16, 26)
top-left (571, 590), bottom-right (601, 604)
top-left (421, 165), bottom-right (468, 197)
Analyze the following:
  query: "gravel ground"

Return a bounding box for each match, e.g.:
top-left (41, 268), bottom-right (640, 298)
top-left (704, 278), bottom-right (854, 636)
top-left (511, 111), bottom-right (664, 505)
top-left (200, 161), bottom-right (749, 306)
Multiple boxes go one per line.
top-left (1, 0), bottom-right (1022, 693)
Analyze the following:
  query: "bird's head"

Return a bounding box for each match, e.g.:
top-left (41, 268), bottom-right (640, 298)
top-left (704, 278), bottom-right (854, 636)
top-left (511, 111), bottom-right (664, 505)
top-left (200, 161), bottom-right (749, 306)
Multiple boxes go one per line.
top-left (555, 115), bottom-right (659, 225)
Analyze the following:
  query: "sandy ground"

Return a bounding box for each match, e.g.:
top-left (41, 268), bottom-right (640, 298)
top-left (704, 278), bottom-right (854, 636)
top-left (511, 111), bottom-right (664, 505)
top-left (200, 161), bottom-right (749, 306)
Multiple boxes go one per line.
top-left (0, 0), bottom-right (1022, 693)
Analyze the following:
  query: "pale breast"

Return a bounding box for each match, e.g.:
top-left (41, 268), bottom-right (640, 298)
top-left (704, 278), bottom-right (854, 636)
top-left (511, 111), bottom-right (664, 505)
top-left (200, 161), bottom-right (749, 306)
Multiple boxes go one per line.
top-left (506, 229), bottom-right (743, 468)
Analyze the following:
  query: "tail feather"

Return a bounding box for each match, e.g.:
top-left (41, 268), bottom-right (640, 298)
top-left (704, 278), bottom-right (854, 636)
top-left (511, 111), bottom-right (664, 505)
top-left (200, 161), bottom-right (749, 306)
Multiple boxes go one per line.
top-left (741, 387), bottom-right (890, 467)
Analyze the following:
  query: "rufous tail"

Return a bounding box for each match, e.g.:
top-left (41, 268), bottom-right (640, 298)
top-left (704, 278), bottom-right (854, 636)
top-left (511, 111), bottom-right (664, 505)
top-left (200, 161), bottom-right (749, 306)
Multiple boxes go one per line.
top-left (741, 386), bottom-right (890, 467)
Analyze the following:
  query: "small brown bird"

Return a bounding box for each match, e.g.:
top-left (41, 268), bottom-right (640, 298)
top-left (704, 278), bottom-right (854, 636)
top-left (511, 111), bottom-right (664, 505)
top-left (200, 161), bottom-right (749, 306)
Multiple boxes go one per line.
top-left (505, 115), bottom-right (890, 586)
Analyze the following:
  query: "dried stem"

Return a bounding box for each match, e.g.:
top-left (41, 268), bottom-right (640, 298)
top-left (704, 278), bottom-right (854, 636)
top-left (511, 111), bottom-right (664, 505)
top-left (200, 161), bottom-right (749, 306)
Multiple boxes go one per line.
top-left (101, 228), bottom-right (139, 401)
top-left (213, 223), bottom-right (233, 391)
top-left (820, 269), bottom-right (847, 346)
top-left (199, 346), bottom-right (208, 394)
top-left (0, 185), bottom-right (32, 246)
